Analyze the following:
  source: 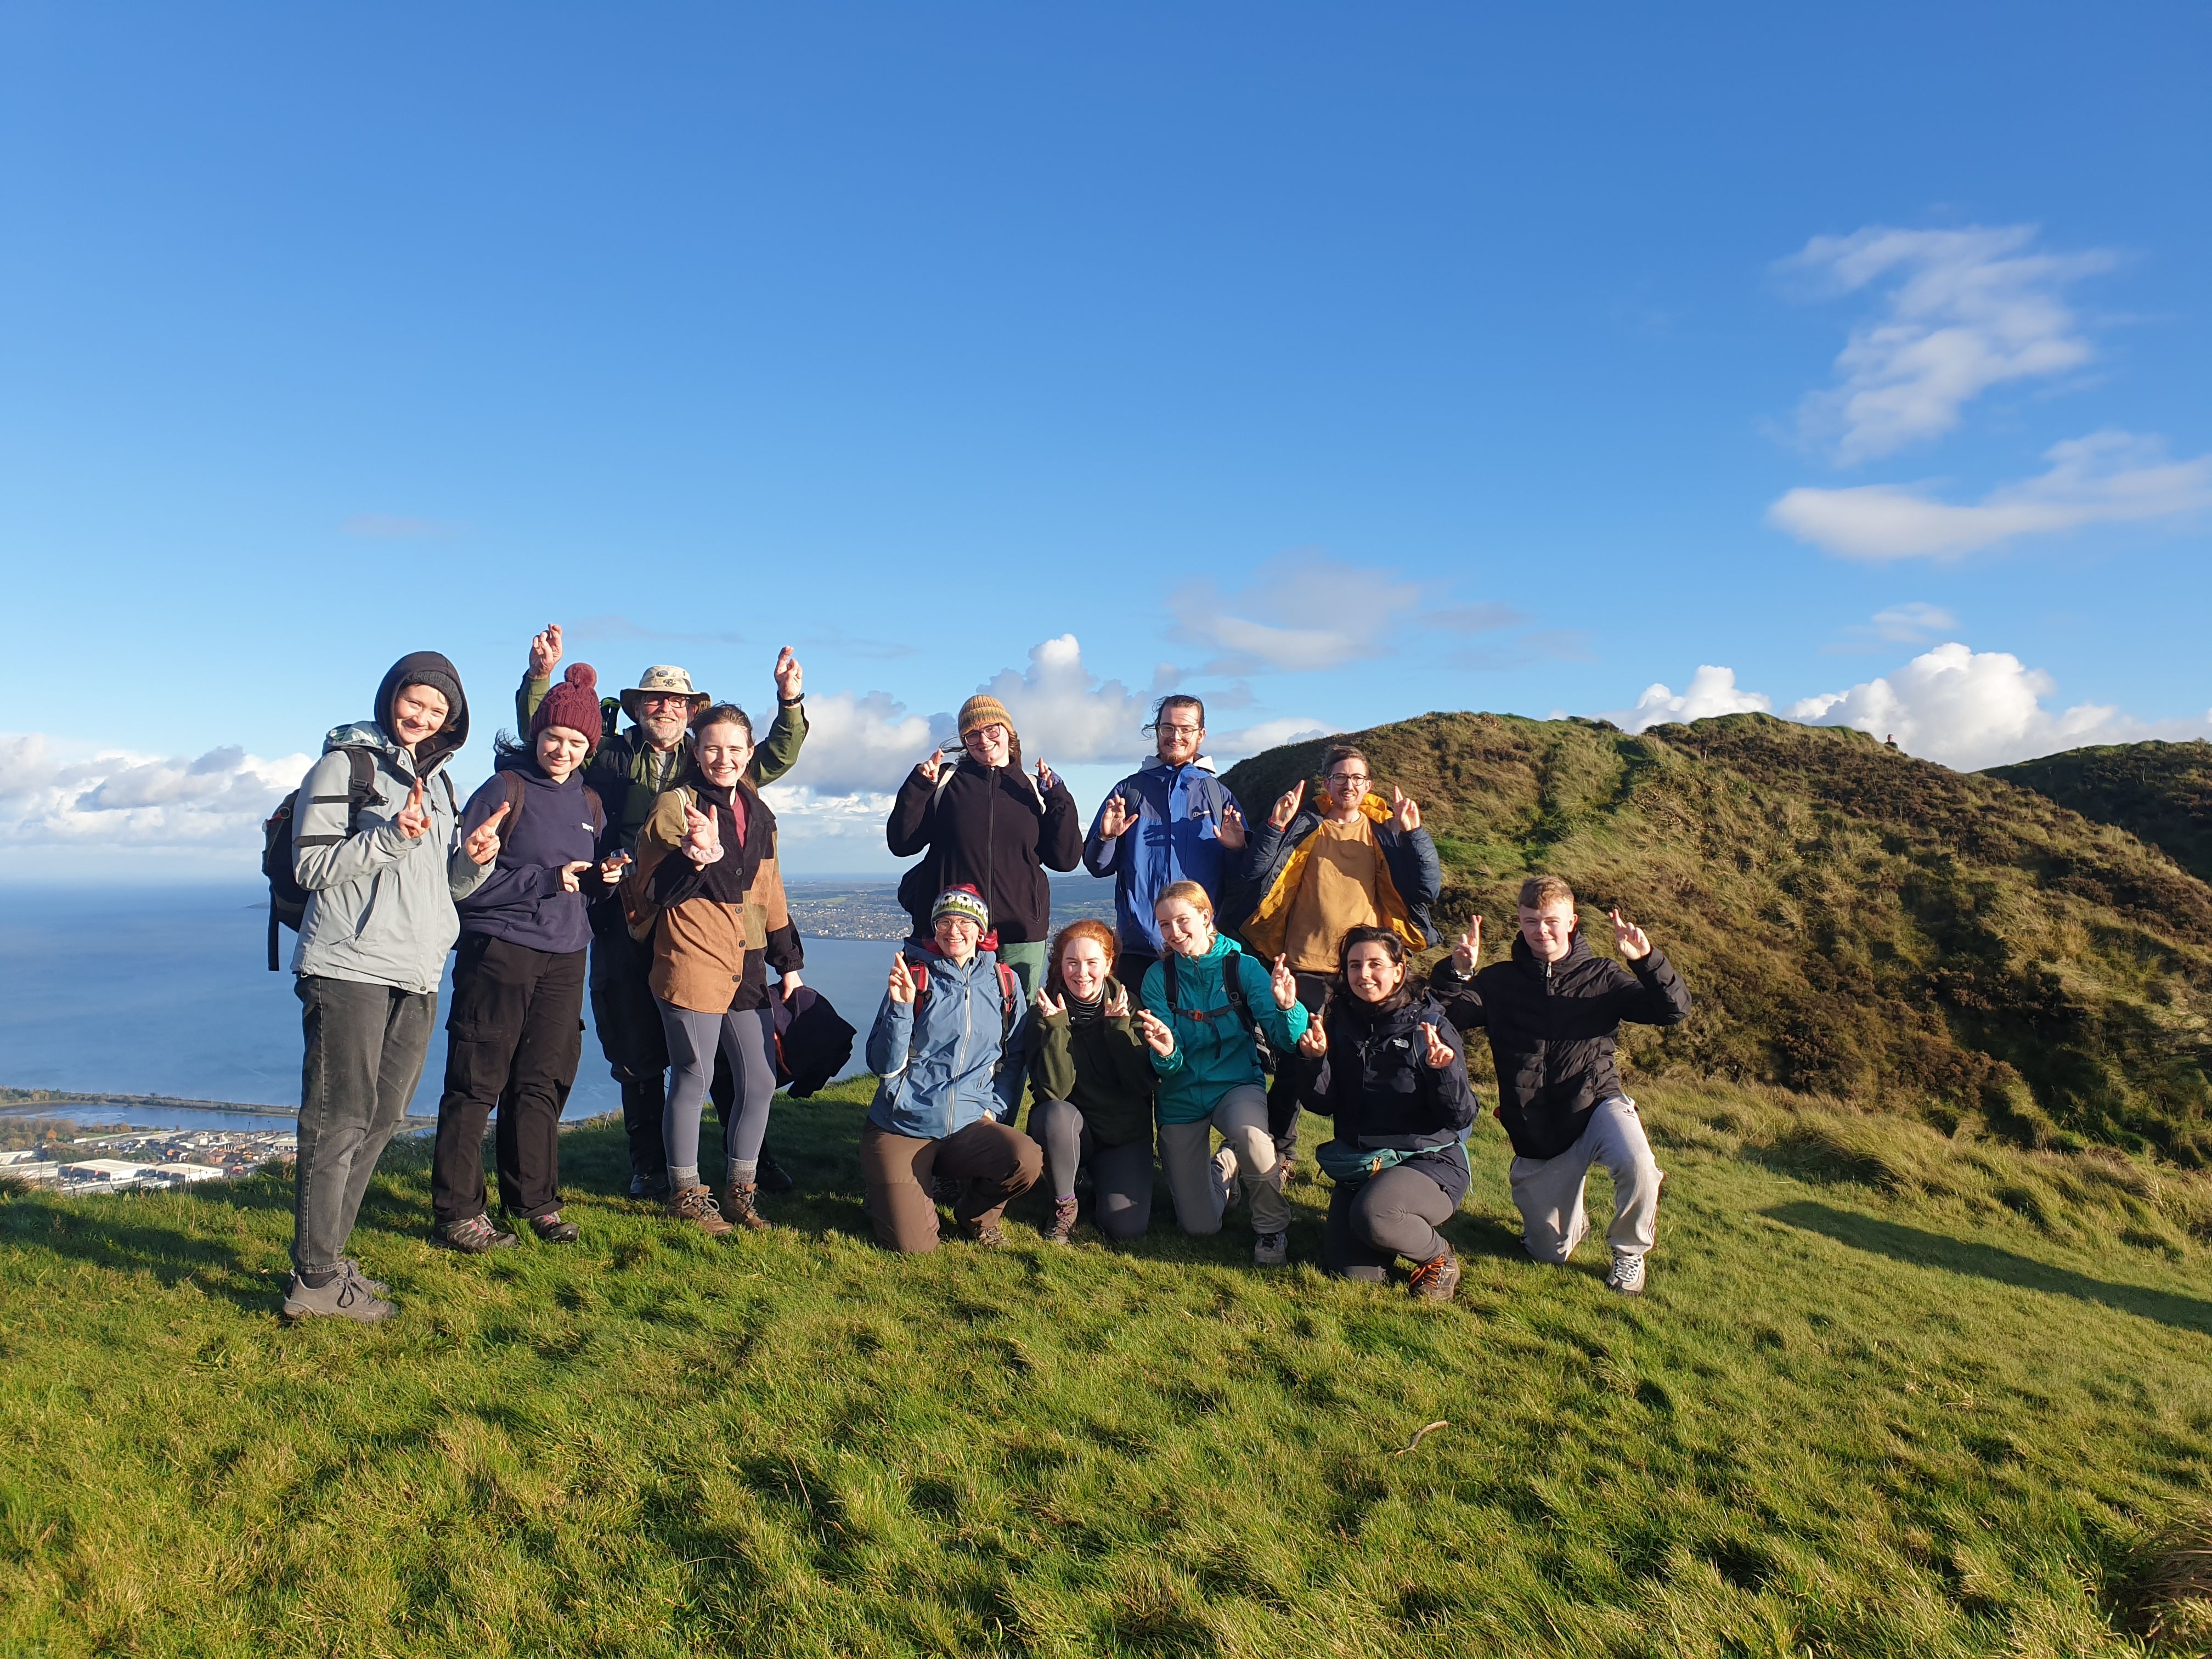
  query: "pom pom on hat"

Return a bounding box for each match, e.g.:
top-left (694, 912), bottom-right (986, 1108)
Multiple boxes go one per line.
top-left (532, 662), bottom-right (605, 749)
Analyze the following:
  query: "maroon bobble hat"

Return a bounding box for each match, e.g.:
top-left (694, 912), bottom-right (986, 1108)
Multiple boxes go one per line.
top-left (532, 663), bottom-right (605, 748)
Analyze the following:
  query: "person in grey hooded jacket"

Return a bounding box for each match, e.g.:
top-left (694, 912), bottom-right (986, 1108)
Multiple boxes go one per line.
top-left (281, 651), bottom-right (504, 1323)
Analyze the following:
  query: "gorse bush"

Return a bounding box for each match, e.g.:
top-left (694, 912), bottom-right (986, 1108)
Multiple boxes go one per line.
top-left (1223, 713), bottom-right (2212, 1164)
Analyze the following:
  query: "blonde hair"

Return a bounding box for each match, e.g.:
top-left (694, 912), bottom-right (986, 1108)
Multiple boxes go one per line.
top-left (1154, 880), bottom-right (1214, 918)
top-left (1517, 874), bottom-right (1576, 911)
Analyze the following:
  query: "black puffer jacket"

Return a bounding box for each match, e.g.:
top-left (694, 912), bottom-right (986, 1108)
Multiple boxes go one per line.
top-left (1300, 992), bottom-right (1480, 1205)
top-left (1430, 933), bottom-right (1691, 1161)
top-left (887, 758), bottom-right (1081, 944)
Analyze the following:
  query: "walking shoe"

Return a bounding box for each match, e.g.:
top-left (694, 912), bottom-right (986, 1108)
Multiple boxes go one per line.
top-left (432, 1214), bottom-right (520, 1254)
top-left (720, 1180), bottom-right (772, 1232)
top-left (960, 1218), bottom-right (1007, 1247)
top-left (756, 1153), bottom-right (795, 1195)
top-left (931, 1175), bottom-right (964, 1206)
top-left (1252, 1230), bottom-right (1289, 1268)
top-left (629, 1170), bottom-right (670, 1201)
top-left (1408, 1248), bottom-right (1463, 1302)
top-left (668, 1184), bottom-right (733, 1238)
top-left (1214, 1146), bottom-right (1240, 1212)
top-left (340, 1258), bottom-right (388, 1297)
top-left (527, 1211), bottom-right (580, 1244)
top-left (1605, 1249), bottom-right (1647, 1296)
top-left (281, 1271), bottom-right (395, 1324)
top-left (1042, 1195), bottom-right (1080, 1245)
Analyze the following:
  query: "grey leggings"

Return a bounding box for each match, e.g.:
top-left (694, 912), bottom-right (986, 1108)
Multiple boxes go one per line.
top-left (657, 1001), bottom-right (776, 1181)
top-left (1324, 1164), bottom-right (1457, 1278)
top-left (1028, 1098), bottom-right (1155, 1241)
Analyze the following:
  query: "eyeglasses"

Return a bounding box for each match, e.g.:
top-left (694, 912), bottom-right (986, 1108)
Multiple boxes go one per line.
top-left (1327, 771), bottom-right (1370, 786)
top-left (1146, 723), bottom-right (1203, 737)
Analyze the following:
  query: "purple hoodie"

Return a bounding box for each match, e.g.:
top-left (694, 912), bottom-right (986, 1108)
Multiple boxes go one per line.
top-left (454, 763), bottom-right (608, 955)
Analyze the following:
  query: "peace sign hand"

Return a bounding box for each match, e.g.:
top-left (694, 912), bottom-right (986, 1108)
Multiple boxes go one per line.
top-left (396, 776), bottom-right (431, 839)
top-left (681, 803), bottom-right (723, 866)
top-left (462, 803), bottom-right (508, 866)
top-left (888, 953), bottom-right (917, 1005)
top-left (1097, 793), bottom-right (1136, 839)
top-left (1104, 984), bottom-right (1131, 1020)
top-left (1268, 778), bottom-right (1306, 831)
top-left (1217, 801), bottom-right (1248, 851)
top-left (1450, 917), bottom-right (1482, 977)
top-left (1034, 986), bottom-right (1066, 1019)
top-left (772, 645), bottom-right (803, 702)
top-left (1610, 907), bottom-right (1652, 961)
top-left (1133, 1007), bottom-right (1176, 1057)
top-left (1296, 1022), bottom-right (1328, 1059)
top-left (528, 622), bottom-right (563, 679)
top-left (1269, 953), bottom-right (1300, 1012)
top-left (1390, 786), bottom-right (1422, 833)
top-left (1035, 758), bottom-right (1058, 794)
top-left (1419, 1022), bottom-right (1454, 1070)
top-left (917, 748), bottom-right (944, 784)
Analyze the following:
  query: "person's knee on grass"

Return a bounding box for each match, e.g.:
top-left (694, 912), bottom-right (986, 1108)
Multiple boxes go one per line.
top-left (1022, 919), bottom-right (1159, 1244)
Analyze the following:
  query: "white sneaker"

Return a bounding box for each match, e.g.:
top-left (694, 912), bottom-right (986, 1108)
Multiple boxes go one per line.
top-left (1214, 1146), bottom-right (1240, 1211)
top-left (1253, 1231), bottom-right (1289, 1268)
top-left (1605, 1249), bottom-right (1646, 1296)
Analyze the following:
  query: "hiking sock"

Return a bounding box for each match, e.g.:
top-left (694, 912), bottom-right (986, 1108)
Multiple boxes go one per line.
top-left (1056, 1192), bottom-right (1076, 1205)
top-left (298, 1268), bottom-right (340, 1289)
top-left (726, 1158), bottom-right (759, 1190)
top-left (668, 1163), bottom-right (702, 1192)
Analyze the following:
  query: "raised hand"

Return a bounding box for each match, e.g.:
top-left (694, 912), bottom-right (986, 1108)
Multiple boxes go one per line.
top-left (1418, 1021), bottom-right (1454, 1070)
top-left (396, 776), bottom-right (431, 839)
top-left (888, 953), bottom-right (917, 1005)
top-left (1097, 793), bottom-right (1136, 839)
top-left (1035, 757), bottom-right (1057, 794)
top-left (1034, 986), bottom-right (1066, 1019)
top-left (1104, 984), bottom-right (1131, 1020)
top-left (1451, 917), bottom-right (1483, 976)
top-left (774, 646), bottom-right (803, 702)
top-left (1269, 953), bottom-right (1299, 1012)
top-left (1217, 801), bottom-right (1248, 851)
top-left (1610, 907), bottom-right (1652, 961)
top-left (462, 802), bottom-right (508, 866)
top-left (1297, 1022), bottom-right (1328, 1059)
top-left (557, 859), bottom-right (591, 893)
top-left (917, 748), bottom-right (944, 784)
top-left (1268, 778), bottom-right (1306, 831)
top-left (1133, 1007), bottom-right (1176, 1057)
top-left (528, 622), bottom-right (563, 679)
top-left (1391, 785), bottom-right (1422, 833)
top-left (680, 802), bottom-right (723, 866)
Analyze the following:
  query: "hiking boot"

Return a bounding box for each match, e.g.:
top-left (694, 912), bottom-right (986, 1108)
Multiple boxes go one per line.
top-left (756, 1153), bottom-right (795, 1195)
top-left (340, 1258), bottom-right (388, 1297)
top-left (1253, 1230), bottom-right (1289, 1268)
top-left (281, 1271), bottom-right (395, 1324)
top-left (433, 1214), bottom-right (519, 1254)
top-left (1042, 1195), bottom-right (1079, 1245)
top-left (629, 1170), bottom-right (670, 1202)
top-left (1605, 1248), bottom-right (1647, 1296)
top-left (668, 1184), bottom-right (733, 1239)
top-left (720, 1180), bottom-right (772, 1232)
top-left (1214, 1146), bottom-right (1240, 1212)
top-left (527, 1211), bottom-right (580, 1244)
top-left (1408, 1248), bottom-right (1463, 1302)
top-left (960, 1217), bottom-right (1007, 1247)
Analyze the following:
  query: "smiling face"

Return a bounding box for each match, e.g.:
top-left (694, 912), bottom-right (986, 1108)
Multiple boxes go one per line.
top-left (389, 685), bottom-right (450, 753)
top-left (963, 723), bottom-right (1011, 768)
top-left (1344, 940), bottom-right (1405, 1003)
top-left (1520, 900), bottom-right (1579, 962)
top-left (1152, 701), bottom-right (1204, 766)
top-left (934, 913), bottom-right (981, 963)
top-left (1155, 896), bottom-right (1214, 959)
top-left (695, 721), bottom-right (752, 789)
top-left (535, 725), bottom-right (590, 783)
top-left (1058, 934), bottom-right (1111, 1002)
top-left (634, 692), bottom-right (693, 752)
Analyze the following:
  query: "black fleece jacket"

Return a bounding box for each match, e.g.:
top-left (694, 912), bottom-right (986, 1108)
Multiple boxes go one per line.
top-left (887, 759), bottom-right (1081, 943)
top-left (1300, 991), bottom-right (1480, 1204)
top-left (1430, 933), bottom-right (1691, 1161)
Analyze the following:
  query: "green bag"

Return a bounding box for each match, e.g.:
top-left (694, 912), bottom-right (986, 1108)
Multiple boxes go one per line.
top-left (1314, 1140), bottom-right (1414, 1183)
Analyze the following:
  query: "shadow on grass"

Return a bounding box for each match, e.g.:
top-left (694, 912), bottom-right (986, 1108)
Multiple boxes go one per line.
top-left (1765, 1200), bottom-right (2212, 1336)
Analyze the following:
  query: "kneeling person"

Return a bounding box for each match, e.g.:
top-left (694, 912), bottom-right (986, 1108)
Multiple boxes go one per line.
top-left (1025, 919), bottom-right (1158, 1244)
top-left (1430, 876), bottom-right (1691, 1295)
top-left (861, 887), bottom-right (1041, 1251)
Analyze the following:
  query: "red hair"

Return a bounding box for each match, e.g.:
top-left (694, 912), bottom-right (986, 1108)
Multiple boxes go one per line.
top-left (1047, 918), bottom-right (1120, 995)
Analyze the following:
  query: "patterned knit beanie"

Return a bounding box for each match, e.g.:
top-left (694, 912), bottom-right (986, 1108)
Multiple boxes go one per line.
top-left (532, 663), bottom-right (605, 748)
top-left (932, 884), bottom-right (991, 932)
top-left (957, 694), bottom-right (1015, 740)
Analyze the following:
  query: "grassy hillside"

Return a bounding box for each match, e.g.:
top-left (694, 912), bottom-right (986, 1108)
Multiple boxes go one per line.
top-left (1990, 741), bottom-right (2212, 887)
top-left (1221, 713), bottom-right (2212, 1163)
top-left (6, 1091), bottom-right (2212, 1656)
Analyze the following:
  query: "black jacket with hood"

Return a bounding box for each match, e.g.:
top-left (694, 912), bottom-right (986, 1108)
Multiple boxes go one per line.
top-left (1430, 933), bottom-right (1691, 1161)
top-left (1300, 989), bottom-right (1480, 1205)
top-left (887, 752), bottom-right (1082, 944)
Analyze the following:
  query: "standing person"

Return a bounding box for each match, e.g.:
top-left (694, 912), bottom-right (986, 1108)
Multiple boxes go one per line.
top-left (1429, 876), bottom-right (1692, 1296)
top-left (1136, 882), bottom-right (1310, 1267)
top-left (623, 704), bottom-right (804, 1236)
top-left (1296, 927), bottom-right (1478, 1300)
top-left (284, 652), bottom-right (505, 1322)
top-left (516, 623), bottom-right (808, 1201)
top-left (861, 886), bottom-right (1041, 1252)
top-left (1025, 919), bottom-right (1158, 1244)
top-left (1238, 744), bottom-right (1442, 1177)
top-left (430, 664), bottom-right (627, 1252)
top-left (1083, 695), bottom-right (1248, 989)
top-left (886, 693), bottom-right (1080, 1001)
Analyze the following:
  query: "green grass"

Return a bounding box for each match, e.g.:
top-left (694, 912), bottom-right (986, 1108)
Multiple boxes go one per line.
top-left (6, 1078), bottom-right (2212, 1656)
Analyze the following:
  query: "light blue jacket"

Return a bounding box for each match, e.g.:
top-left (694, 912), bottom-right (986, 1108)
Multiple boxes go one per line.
top-left (865, 945), bottom-right (1029, 1138)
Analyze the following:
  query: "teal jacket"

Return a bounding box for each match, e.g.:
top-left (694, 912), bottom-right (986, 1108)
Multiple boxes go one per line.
top-left (1139, 935), bottom-right (1309, 1125)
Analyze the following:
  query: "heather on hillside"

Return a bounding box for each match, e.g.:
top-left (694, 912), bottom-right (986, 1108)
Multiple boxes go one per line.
top-left (1990, 740), bottom-right (2212, 887)
top-left (1222, 714), bottom-right (2212, 1163)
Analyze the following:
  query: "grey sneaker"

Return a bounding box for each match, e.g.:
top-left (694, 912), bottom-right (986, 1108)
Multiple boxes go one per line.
top-left (433, 1214), bottom-right (520, 1254)
top-left (1253, 1230), bottom-right (1289, 1268)
top-left (281, 1271), bottom-right (395, 1324)
top-left (1605, 1249), bottom-right (1647, 1296)
top-left (340, 1258), bottom-right (388, 1297)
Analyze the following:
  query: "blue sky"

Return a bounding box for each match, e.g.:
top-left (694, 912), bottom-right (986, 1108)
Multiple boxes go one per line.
top-left (3, 3), bottom-right (2207, 874)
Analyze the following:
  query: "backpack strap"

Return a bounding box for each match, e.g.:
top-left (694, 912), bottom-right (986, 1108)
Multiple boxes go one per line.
top-left (996, 962), bottom-right (1020, 1043)
top-left (496, 769), bottom-right (527, 852)
top-left (583, 784), bottom-right (606, 839)
top-left (1218, 955), bottom-right (1261, 1039)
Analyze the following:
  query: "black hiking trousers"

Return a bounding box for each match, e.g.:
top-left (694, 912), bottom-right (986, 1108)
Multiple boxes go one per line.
top-left (432, 933), bottom-right (585, 1224)
top-left (1265, 970), bottom-right (1331, 1156)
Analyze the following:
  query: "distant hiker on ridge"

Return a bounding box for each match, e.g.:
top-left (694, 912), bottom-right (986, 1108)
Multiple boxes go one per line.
top-left (1429, 875), bottom-right (1692, 1296)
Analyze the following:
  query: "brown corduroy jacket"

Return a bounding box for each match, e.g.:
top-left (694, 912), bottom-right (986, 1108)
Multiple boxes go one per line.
top-left (622, 781), bottom-right (801, 1014)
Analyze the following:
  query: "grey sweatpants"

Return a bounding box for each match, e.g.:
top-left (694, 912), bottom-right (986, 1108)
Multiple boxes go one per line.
top-left (1325, 1164), bottom-right (1458, 1278)
top-left (1028, 1098), bottom-right (1155, 1241)
top-left (293, 974), bottom-right (437, 1276)
top-left (657, 1001), bottom-right (776, 1184)
top-left (1158, 1084), bottom-right (1289, 1236)
top-left (1509, 1096), bottom-right (1663, 1262)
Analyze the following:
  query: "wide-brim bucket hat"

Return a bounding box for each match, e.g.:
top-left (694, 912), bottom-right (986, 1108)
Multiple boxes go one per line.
top-left (620, 665), bottom-right (712, 722)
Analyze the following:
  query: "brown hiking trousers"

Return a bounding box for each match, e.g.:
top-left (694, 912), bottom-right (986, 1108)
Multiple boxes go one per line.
top-left (860, 1119), bottom-right (1043, 1253)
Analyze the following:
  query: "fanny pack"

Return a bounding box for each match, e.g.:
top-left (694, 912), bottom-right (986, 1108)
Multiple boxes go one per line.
top-left (1315, 1136), bottom-right (1469, 1186)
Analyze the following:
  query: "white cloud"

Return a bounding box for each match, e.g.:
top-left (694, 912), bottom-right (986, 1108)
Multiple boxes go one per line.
top-left (1602, 667), bottom-right (1772, 733)
top-left (1864, 602), bottom-right (1957, 642)
top-left (1782, 224), bottom-right (2114, 463)
top-left (974, 635), bottom-right (1150, 765)
top-left (0, 736), bottom-right (313, 847)
top-left (1209, 716), bottom-right (1337, 761)
top-left (1768, 431), bottom-right (2212, 560)
top-left (1170, 554), bottom-right (1424, 673)
top-left (784, 691), bottom-right (950, 797)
